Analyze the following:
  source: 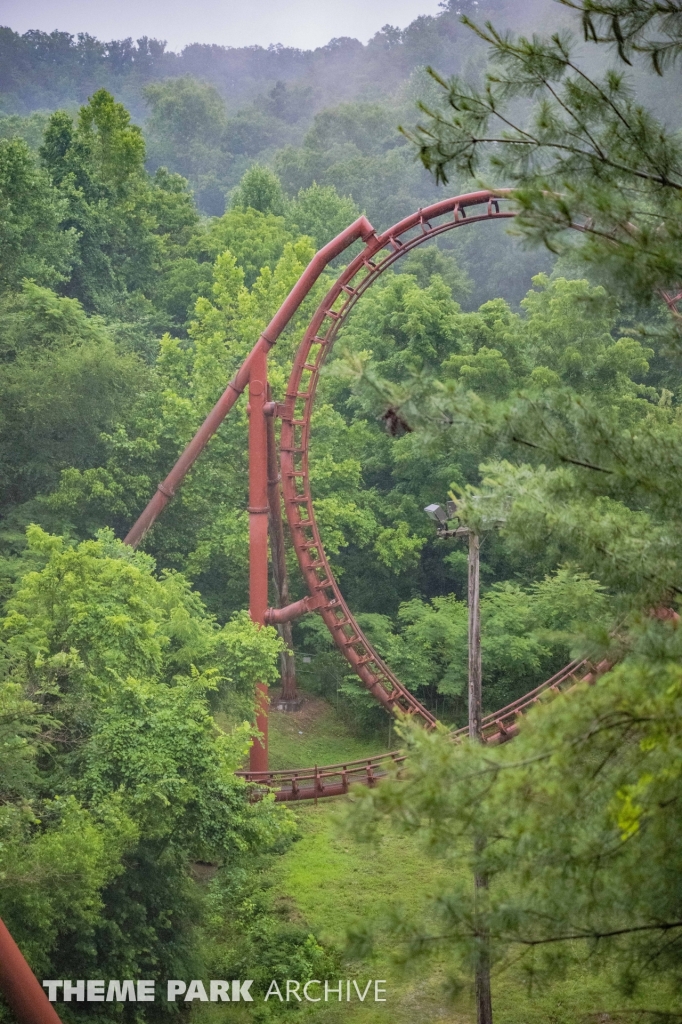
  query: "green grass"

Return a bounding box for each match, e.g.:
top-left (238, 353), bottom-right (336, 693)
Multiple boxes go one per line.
top-left (267, 693), bottom-right (392, 770)
top-left (266, 802), bottom-right (466, 1024)
top-left (263, 802), bottom-right (676, 1024)
top-left (205, 694), bottom-right (677, 1023)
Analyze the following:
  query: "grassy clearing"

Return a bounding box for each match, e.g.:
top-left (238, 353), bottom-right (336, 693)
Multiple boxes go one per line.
top-left (267, 693), bottom-right (392, 770)
top-left (263, 800), bottom-right (675, 1024)
top-left (204, 693), bottom-right (676, 1023)
top-left (267, 801), bottom-right (469, 1024)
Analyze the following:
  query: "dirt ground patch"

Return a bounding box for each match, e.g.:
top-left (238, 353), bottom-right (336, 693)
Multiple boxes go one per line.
top-left (270, 692), bottom-right (330, 730)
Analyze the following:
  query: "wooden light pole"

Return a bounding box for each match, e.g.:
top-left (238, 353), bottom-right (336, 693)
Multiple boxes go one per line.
top-left (467, 528), bottom-right (482, 742)
top-left (467, 527), bottom-right (493, 1024)
top-left (428, 507), bottom-right (493, 1024)
top-left (459, 526), bottom-right (493, 1024)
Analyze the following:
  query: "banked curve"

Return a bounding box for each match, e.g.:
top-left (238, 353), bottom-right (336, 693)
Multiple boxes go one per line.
top-left (278, 191), bottom-right (513, 726)
top-left (239, 657), bottom-right (605, 801)
top-left (237, 190), bottom-right (601, 800)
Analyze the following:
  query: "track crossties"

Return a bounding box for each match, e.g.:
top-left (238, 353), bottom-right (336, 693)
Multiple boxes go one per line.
top-left (126, 190), bottom-right (600, 802)
top-left (278, 192), bottom-right (513, 730)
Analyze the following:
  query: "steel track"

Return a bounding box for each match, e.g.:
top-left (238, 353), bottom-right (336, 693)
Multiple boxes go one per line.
top-left (279, 192), bottom-right (514, 724)
top-left (237, 190), bottom-right (603, 799)
top-left (123, 188), bottom-right (603, 800)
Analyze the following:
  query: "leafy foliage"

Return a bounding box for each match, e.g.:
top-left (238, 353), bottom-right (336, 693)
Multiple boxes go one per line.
top-left (350, 627), bottom-right (682, 1008)
top-left (332, 2), bottom-right (682, 1017)
top-left (0, 284), bottom-right (150, 512)
top-left (0, 526), bottom-right (292, 1002)
top-left (405, 0), bottom-right (682, 339)
top-left (2, 26), bottom-right (681, 1011)
top-left (0, 138), bottom-right (75, 293)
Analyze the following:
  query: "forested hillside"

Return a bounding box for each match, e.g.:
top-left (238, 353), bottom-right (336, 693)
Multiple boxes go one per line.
top-left (0, 81), bottom-right (626, 722)
top-left (1, 0), bottom-right (682, 1018)
top-left (0, 0), bottom-right (557, 224)
top-left (0, 1), bottom-right (547, 117)
top-left (0, 70), bottom-right (561, 1006)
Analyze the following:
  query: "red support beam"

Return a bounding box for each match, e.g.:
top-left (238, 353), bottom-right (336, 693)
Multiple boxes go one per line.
top-left (264, 594), bottom-right (323, 625)
top-left (266, 389), bottom-right (299, 701)
top-left (123, 216), bottom-right (375, 549)
top-left (0, 918), bottom-right (62, 1024)
top-left (248, 347), bottom-right (270, 772)
top-left (120, 194), bottom-right (522, 779)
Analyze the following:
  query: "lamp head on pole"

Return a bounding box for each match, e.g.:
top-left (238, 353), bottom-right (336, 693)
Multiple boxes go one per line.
top-left (424, 503), bottom-right (449, 525)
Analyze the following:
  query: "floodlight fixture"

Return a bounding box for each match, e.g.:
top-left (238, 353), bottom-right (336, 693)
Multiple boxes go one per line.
top-left (446, 499), bottom-right (459, 519)
top-left (424, 503), bottom-right (449, 524)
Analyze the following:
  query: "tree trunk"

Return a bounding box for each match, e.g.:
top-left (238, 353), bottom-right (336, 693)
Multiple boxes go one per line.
top-left (468, 530), bottom-right (493, 1024)
top-left (474, 852), bottom-right (493, 1024)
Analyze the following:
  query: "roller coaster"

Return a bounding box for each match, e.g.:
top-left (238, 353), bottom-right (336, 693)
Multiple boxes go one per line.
top-left (122, 188), bottom-right (607, 799)
top-left (5, 191), bottom-right (679, 1024)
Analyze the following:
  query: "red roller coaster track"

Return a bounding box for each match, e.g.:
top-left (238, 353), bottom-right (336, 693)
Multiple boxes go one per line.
top-left (123, 187), bottom-right (606, 794)
top-left (242, 658), bottom-right (610, 801)
top-left (8, 188), bottom-right (681, 1024)
top-left (4, 192), bottom-right (680, 1024)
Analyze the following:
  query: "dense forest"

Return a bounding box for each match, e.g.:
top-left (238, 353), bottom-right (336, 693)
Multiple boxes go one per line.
top-left (1, 0), bottom-right (682, 1019)
top-left (0, 1), bottom-right (553, 116)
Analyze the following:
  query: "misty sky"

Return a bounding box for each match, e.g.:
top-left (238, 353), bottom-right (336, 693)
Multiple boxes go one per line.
top-left (0, 0), bottom-right (444, 52)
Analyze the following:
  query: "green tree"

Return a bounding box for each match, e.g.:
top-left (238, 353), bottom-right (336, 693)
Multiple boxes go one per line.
top-left (285, 181), bottom-right (360, 249)
top-left (0, 138), bottom-right (75, 293)
top-left (0, 112), bottom-right (52, 152)
top-left (336, 270), bottom-right (465, 379)
top-left (404, 0), bottom-right (682, 335)
top-left (47, 228), bottom-right (324, 616)
top-left (274, 100), bottom-right (443, 229)
top-left (195, 202), bottom-right (294, 288)
top-left (41, 89), bottom-right (200, 316)
top-left (40, 93), bottom-right (152, 309)
top-left (339, 2), bottom-right (682, 1014)
top-left (144, 76), bottom-right (231, 215)
top-left (0, 525), bottom-right (290, 996)
top-left (350, 637), bottom-right (682, 1014)
top-left (0, 283), bottom-right (149, 511)
top-left (230, 162), bottom-right (286, 216)
top-left (397, 243), bottom-right (473, 300)
top-left (144, 76), bottom-right (228, 179)
top-left (310, 568), bottom-right (605, 723)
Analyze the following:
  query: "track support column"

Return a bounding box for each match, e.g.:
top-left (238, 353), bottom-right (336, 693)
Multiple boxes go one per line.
top-left (0, 917), bottom-right (63, 1024)
top-left (248, 347), bottom-right (270, 772)
top-left (266, 393), bottom-right (299, 706)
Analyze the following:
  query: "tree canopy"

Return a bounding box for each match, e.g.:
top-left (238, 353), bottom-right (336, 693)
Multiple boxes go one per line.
top-left (341, 1), bottom-right (682, 1014)
top-left (1, 5), bottom-right (682, 1009)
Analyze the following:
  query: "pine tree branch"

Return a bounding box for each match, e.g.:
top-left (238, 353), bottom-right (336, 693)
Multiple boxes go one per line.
top-left (450, 133), bottom-right (682, 190)
top-left (510, 434), bottom-right (615, 473)
top-left (514, 919), bottom-right (682, 945)
top-left (563, 57), bottom-right (635, 133)
top-left (559, 0), bottom-right (682, 73)
top-left (410, 919), bottom-right (682, 947)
